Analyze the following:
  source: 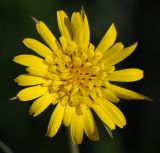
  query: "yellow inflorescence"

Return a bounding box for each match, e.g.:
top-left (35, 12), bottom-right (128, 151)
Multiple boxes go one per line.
top-left (13, 9), bottom-right (148, 144)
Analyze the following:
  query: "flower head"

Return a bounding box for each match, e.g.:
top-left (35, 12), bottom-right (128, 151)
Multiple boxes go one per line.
top-left (13, 9), bottom-right (148, 144)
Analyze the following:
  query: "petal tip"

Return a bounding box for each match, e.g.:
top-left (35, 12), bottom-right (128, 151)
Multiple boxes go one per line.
top-left (144, 96), bottom-right (154, 101)
top-left (33, 113), bottom-right (38, 117)
top-left (28, 108), bottom-right (34, 116)
top-left (110, 23), bottom-right (117, 32)
top-left (133, 41), bottom-right (138, 48)
top-left (111, 22), bottom-right (116, 27)
top-left (22, 38), bottom-right (28, 45)
top-left (16, 94), bottom-right (22, 101)
top-left (14, 78), bottom-right (17, 83)
top-left (12, 56), bottom-right (19, 64)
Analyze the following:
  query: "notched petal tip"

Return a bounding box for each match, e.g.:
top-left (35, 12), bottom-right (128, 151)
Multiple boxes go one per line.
top-left (31, 16), bottom-right (39, 24)
top-left (28, 110), bottom-right (38, 118)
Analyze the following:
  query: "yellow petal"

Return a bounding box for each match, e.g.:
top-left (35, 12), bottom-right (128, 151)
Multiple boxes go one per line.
top-left (60, 96), bottom-right (69, 106)
top-left (92, 52), bottom-right (103, 65)
top-left (15, 75), bottom-right (46, 86)
top-left (81, 52), bottom-right (87, 63)
top-left (90, 66), bottom-right (100, 74)
top-left (13, 54), bottom-right (45, 67)
top-left (29, 93), bottom-right (53, 117)
top-left (109, 84), bottom-right (149, 100)
top-left (95, 23), bottom-right (117, 53)
top-left (92, 104), bottom-right (115, 130)
top-left (87, 48), bottom-right (95, 62)
top-left (82, 106), bottom-right (99, 141)
top-left (51, 93), bottom-right (59, 105)
top-left (71, 12), bottom-right (83, 48)
top-left (102, 88), bottom-right (120, 103)
top-left (63, 104), bottom-right (74, 126)
top-left (81, 8), bottom-right (90, 47)
top-left (108, 68), bottom-right (143, 82)
top-left (73, 57), bottom-right (82, 67)
top-left (26, 66), bottom-right (48, 77)
top-left (23, 38), bottom-right (53, 58)
top-left (107, 42), bottom-right (138, 66)
top-left (82, 106), bottom-right (94, 134)
top-left (57, 10), bottom-right (72, 42)
top-left (83, 96), bottom-right (94, 107)
top-left (17, 85), bottom-right (48, 101)
top-left (102, 42), bottom-right (124, 61)
top-left (101, 99), bottom-right (126, 128)
top-left (71, 107), bottom-right (83, 144)
top-left (91, 117), bottom-right (99, 141)
top-left (83, 62), bottom-right (92, 69)
top-left (59, 36), bottom-right (67, 51)
top-left (36, 21), bottom-right (62, 57)
top-left (47, 103), bottom-right (65, 137)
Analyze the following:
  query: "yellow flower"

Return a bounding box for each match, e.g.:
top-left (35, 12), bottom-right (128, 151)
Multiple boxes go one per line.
top-left (13, 9), bottom-right (148, 144)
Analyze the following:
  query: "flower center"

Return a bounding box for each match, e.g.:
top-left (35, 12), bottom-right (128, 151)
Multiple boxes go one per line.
top-left (70, 66), bottom-right (91, 84)
top-left (44, 43), bottom-right (111, 106)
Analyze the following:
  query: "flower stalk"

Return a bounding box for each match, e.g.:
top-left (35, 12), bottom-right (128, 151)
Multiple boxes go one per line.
top-left (67, 129), bottom-right (80, 153)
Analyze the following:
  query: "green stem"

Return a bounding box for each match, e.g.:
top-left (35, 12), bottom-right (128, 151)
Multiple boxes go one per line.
top-left (0, 140), bottom-right (14, 153)
top-left (67, 129), bottom-right (80, 153)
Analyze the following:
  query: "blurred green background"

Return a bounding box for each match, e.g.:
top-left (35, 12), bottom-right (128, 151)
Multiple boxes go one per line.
top-left (0, 0), bottom-right (159, 153)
